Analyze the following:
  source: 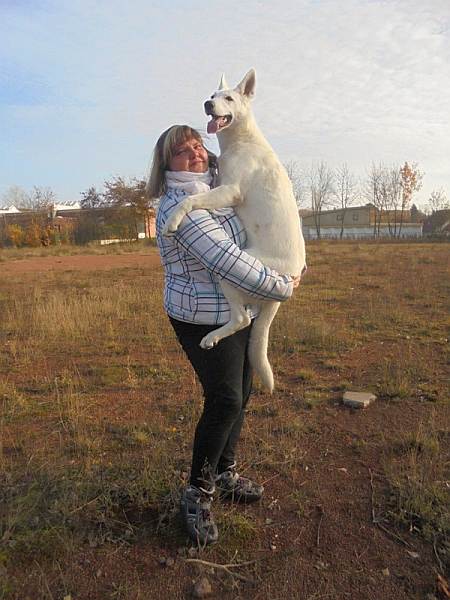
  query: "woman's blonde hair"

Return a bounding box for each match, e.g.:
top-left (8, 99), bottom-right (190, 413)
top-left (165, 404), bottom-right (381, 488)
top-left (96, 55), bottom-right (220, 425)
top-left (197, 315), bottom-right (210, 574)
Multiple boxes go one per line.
top-left (146, 125), bottom-right (215, 200)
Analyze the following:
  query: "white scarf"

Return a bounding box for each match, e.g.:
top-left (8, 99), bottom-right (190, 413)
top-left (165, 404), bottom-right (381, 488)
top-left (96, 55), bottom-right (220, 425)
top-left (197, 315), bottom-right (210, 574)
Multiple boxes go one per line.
top-left (165, 170), bottom-right (212, 195)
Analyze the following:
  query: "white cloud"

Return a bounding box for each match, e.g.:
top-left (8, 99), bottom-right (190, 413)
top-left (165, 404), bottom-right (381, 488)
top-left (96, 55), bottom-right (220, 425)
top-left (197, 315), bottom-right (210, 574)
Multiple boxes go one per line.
top-left (0, 0), bottom-right (449, 205)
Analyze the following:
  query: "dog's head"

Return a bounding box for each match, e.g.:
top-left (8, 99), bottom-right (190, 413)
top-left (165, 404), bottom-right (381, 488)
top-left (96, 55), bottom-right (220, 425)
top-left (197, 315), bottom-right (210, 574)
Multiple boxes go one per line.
top-left (204, 69), bottom-right (256, 135)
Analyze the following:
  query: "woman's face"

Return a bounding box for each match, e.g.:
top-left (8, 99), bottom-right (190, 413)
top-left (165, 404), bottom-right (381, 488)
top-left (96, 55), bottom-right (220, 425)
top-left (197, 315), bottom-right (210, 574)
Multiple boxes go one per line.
top-left (168, 137), bottom-right (209, 173)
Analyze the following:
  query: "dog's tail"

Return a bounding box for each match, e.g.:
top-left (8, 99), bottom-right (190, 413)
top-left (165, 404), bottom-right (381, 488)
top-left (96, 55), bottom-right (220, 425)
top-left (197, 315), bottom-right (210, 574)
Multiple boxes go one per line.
top-left (248, 302), bottom-right (280, 393)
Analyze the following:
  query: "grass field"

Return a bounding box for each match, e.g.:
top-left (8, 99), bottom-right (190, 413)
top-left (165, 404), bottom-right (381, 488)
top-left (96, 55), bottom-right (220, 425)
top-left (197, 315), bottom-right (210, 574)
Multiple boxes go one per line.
top-left (0, 239), bottom-right (156, 262)
top-left (0, 240), bottom-right (449, 599)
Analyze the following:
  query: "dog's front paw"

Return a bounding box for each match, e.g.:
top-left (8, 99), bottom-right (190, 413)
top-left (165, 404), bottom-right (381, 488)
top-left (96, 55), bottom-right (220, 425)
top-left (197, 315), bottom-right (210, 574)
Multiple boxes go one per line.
top-left (200, 332), bottom-right (220, 350)
top-left (162, 209), bottom-right (185, 236)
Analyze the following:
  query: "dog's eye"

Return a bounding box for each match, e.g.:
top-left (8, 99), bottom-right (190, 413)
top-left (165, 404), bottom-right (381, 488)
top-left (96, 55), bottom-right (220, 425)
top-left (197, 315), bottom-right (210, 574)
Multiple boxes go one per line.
top-left (226, 96), bottom-right (234, 102)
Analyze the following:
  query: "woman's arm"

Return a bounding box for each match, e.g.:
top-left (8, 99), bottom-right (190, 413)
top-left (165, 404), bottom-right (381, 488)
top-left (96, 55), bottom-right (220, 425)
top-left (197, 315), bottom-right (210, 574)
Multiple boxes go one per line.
top-left (168, 208), bottom-right (295, 302)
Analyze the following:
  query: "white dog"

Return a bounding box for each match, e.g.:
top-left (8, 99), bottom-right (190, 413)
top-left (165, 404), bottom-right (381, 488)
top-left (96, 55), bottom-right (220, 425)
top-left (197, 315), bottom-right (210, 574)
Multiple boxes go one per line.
top-left (163, 69), bottom-right (306, 391)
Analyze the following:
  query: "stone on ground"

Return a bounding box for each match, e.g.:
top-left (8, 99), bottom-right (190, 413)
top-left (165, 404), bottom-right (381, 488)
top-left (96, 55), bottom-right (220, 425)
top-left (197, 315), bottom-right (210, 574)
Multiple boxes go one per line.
top-left (193, 577), bottom-right (212, 598)
top-left (343, 391), bottom-right (376, 409)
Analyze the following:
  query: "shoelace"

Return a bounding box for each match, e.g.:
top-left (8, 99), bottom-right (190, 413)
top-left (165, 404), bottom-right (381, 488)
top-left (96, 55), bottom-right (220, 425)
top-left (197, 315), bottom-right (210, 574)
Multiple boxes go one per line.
top-left (201, 507), bottom-right (212, 523)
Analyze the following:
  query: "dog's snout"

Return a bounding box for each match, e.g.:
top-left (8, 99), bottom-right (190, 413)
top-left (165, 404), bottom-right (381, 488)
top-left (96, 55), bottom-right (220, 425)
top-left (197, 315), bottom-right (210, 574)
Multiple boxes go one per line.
top-left (204, 100), bottom-right (214, 114)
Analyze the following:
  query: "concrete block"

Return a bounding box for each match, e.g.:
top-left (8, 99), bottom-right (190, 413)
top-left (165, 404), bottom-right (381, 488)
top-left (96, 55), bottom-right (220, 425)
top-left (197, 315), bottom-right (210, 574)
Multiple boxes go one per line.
top-left (343, 391), bottom-right (376, 409)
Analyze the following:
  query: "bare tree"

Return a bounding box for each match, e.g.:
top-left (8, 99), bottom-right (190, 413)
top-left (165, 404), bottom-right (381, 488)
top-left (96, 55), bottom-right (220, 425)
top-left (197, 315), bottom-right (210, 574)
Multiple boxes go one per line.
top-left (332, 163), bottom-right (358, 238)
top-left (364, 163), bottom-right (384, 237)
top-left (398, 162), bottom-right (423, 236)
top-left (308, 161), bottom-right (334, 238)
top-left (384, 166), bottom-right (403, 237)
top-left (428, 188), bottom-right (449, 213)
top-left (80, 186), bottom-right (104, 209)
top-left (373, 163), bottom-right (423, 238)
top-left (1, 185), bottom-right (30, 209)
top-left (1, 185), bottom-right (56, 210)
top-left (284, 160), bottom-right (305, 208)
top-left (28, 186), bottom-right (56, 209)
top-left (364, 163), bottom-right (418, 238)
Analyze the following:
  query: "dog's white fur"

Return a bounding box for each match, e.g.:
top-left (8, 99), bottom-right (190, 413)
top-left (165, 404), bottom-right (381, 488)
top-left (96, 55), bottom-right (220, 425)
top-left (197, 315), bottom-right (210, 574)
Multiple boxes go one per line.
top-left (163, 69), bottom-right (306, 391)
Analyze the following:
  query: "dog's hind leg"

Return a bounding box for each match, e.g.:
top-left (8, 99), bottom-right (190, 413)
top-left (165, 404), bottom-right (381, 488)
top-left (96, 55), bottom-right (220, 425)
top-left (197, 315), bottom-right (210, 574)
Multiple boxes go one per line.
top-left (200, 282), bottom-right (251, 349)
top-left (247, 301), bottom-right (280, 393)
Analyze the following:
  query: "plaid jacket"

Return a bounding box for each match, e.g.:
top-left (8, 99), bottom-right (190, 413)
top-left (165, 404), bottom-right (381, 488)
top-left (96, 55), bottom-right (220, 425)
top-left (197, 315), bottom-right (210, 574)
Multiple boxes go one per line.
top-left (156, 187), bottom-right (294, 325)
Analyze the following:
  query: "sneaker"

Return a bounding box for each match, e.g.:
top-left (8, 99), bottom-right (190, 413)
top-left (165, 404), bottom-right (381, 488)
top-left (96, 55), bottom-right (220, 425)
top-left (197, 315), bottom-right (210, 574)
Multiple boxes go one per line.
top-left (216, 467), bottom-right (264, 503)
top-left (180, 485), bottom-right (219, 545)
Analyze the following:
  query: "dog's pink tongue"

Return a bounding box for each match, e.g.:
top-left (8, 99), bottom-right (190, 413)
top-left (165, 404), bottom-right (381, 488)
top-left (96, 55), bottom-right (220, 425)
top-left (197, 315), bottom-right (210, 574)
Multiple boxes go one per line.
top-left (207, 118), bottom-right (219, 134)
top-left (207, 116), bottom-right (227, 134)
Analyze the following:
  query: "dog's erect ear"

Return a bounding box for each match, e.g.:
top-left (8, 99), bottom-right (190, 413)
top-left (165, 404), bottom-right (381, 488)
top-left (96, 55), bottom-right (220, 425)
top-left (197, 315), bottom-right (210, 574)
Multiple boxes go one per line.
top-left (235, 69), bottom-right (256, 98)
top-left (218, 73), bottom-right (229, 90)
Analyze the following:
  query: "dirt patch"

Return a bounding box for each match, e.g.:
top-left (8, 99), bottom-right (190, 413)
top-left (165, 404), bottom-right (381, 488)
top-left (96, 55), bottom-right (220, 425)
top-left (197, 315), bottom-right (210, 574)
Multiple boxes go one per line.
top-left (0, 252), bottom-right (161, 274)
top-left (1, 242), bottom-right (448, 600)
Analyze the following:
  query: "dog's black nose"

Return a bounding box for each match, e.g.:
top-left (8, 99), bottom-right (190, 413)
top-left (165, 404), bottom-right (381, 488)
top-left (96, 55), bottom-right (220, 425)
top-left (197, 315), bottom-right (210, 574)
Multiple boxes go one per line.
top-left (204, 100), bottom-right (214, 114)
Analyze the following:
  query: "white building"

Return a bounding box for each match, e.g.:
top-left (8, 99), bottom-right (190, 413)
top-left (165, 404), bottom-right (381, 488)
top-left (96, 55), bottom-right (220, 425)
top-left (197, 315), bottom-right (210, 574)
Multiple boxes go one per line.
top-left (0, 205), bottom-right (21, 214)
top-left (301, 205), bottom-right (423, 239)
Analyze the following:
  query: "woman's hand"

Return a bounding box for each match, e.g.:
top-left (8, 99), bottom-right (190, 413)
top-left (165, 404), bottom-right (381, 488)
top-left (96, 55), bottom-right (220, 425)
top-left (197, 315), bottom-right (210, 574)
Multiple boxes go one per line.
top-left (292, 265), bottom-right (307, 289)
top-left (291, 275), bottom-right (301, 289)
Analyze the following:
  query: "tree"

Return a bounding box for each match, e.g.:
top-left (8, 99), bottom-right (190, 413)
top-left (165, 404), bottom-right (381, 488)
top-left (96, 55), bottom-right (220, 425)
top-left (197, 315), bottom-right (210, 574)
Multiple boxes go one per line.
top-left (80, 186), bottom-right (104, 209)
top-left (428, 188), bottom-right (449, 213)
top-left (103, 177), bottom-right (146, 207)
top-left (364, 163), bottom-right (384, 237)
top-left (364, 162), bottom-right (422, 238)
top-left (284, 160), bottom-right (304, 208)
top-left (384, 166), bottom-right (403, 237)
top-left (1, 185), bottom-right (57, 210)
top-left (398, 162), bottom-right (423, 236)
top-left (103, 176), bottom-right (149, 240)
top-left (332, 163), bottom-right (358, 238)
top-left (28, 186), bottom-right (56, 209)
top-left (308, 161), bottom-right (334, 238)
top-left (1, 185), bottom-right (30, 208)
top-left (410, 204), bottom-right (426, 223)
top-left (24, 222), bottom-right (43, 247)
top-left (5, 224), bottom-right (25, 247)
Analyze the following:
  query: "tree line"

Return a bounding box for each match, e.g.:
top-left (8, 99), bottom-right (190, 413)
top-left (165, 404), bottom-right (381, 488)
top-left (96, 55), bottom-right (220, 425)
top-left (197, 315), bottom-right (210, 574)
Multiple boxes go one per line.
top-left (2, 165), bottom-right (449, 243)
top-left (1, 177), bottom-right (150, 212)
top-left (285, 160), bottom-right (449, 238)
top-left (0, 178), bottom-right (151, 248)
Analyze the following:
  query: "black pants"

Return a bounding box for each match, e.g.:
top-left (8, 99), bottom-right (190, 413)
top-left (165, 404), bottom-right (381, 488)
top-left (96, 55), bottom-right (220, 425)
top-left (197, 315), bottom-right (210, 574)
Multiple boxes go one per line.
top-left (170, 317), bottom-right (253, 490)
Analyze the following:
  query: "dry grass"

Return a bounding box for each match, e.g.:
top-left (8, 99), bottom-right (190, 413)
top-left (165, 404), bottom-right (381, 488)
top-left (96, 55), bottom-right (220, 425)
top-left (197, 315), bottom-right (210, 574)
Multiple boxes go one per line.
top-left (0, 240), bottom-right (449, 598)
top-left (0, 239), bottom-right (155, 262)
top-left (383, 417), bottom-right (450, 568)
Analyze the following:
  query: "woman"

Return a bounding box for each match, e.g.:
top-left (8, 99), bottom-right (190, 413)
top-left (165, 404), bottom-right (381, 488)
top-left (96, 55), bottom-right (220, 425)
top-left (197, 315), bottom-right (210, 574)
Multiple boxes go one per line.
top-left (147, 125), bottom-right (300, 545)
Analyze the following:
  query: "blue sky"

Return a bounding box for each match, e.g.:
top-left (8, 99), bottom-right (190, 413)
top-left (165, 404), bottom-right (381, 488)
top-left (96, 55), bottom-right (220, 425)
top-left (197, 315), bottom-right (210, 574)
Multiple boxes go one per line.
top-left (1, 0), bottom-right (449, 208)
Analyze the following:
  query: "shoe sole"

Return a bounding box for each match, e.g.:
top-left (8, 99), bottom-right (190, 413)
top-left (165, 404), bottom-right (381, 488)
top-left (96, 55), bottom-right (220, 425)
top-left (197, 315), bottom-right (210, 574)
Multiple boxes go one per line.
top-left (180, 501), bottom-right (219, 545)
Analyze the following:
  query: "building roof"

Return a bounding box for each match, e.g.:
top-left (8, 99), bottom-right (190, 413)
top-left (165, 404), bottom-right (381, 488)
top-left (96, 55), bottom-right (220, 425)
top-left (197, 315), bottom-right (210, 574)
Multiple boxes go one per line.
top-left (54, 202), bottom-right (81, 210)
top-left (303, 204), bottom-right (372, 217)
top-left (0, 205), bottom-right (20, 213)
